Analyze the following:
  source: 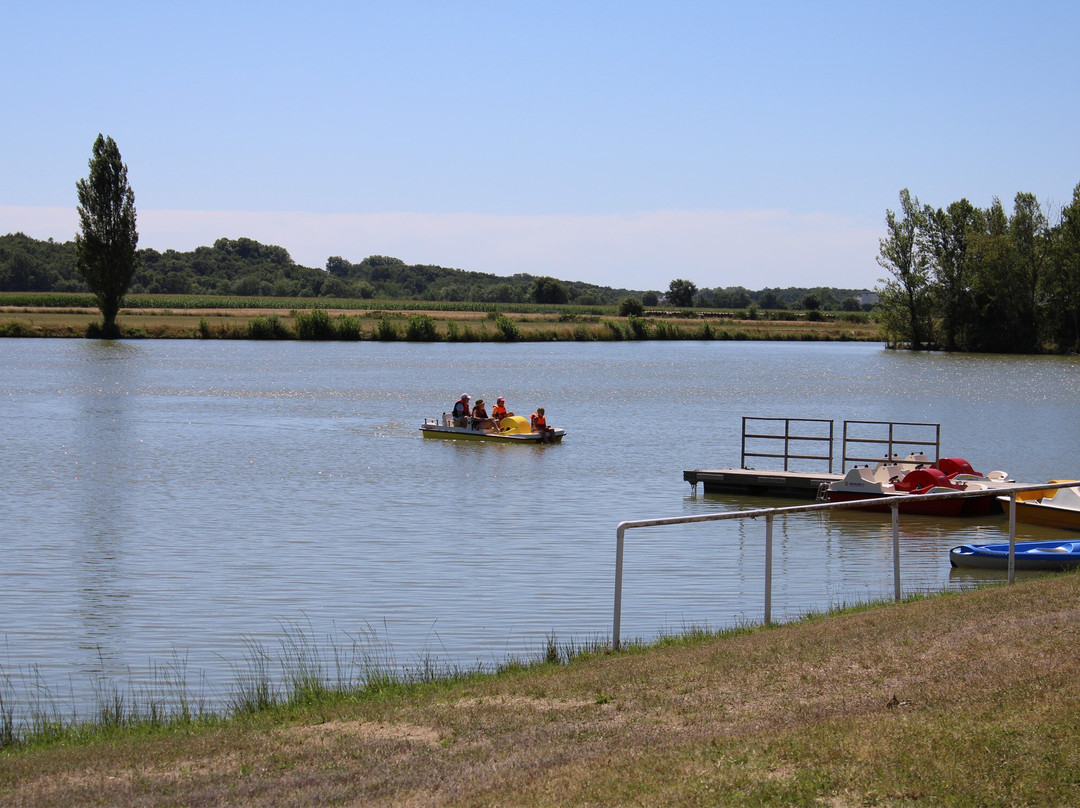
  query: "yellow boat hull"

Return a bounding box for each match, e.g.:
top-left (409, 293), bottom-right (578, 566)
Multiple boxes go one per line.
top-left (998, 482), bottom-right (1080, 531)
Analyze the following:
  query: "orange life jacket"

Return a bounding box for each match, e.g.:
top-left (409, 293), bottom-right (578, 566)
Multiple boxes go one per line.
top-left (532, 412), bottom-right (546, 429)
top-left (492, 404), bottom-right (507, 420)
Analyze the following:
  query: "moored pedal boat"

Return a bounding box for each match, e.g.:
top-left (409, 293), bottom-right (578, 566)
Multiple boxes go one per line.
top-left (420, 414), bottom-right (565, 443)
top-left (997, 482), bottom-right (1080, 531)
top-left (823, 455), bottom-right (1012, 516)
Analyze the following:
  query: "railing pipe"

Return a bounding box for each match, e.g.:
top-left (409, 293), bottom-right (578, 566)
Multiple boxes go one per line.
top-left (612, 480), bottom-right (1076, 651)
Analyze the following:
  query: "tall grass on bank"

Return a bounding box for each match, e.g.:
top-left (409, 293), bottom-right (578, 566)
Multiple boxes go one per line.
top-left (0, 617), bottom-right (620, 751)
top-left (0, 590), bottom-right (944, 753)
top-left (246, 314), bottom-right (291, 340)
top-left (0, 291), bottom-right (875, 323)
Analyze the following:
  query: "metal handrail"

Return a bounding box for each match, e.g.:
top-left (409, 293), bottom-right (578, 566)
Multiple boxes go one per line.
top-left (841, 420), bottom-right (940, 471)
top-left (741, 417), bottom-right (834, 473)
top-left (612, 481), bottom-right (1077, 650)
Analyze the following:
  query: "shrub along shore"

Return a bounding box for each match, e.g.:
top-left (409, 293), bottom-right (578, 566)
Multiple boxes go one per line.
top-left (0, 294), bottom-right (880, 342)
top-left (2, 574), bottom-right (1078, 805)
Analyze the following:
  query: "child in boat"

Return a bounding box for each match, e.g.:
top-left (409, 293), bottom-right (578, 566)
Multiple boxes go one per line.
top-left (530, 407), bottom-right (556, 442)
top-left (491, 397), bottom-right (513, 426)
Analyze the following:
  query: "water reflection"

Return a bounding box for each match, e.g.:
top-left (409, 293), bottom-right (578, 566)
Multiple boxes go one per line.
top-left (74, 342), bottom-right (142, 673)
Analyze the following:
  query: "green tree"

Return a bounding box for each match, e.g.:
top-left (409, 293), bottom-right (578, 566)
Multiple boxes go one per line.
top-left (75, 134), bottom-right (139, 337)
top-left (667, 278), bottom-right (697, 307)
top-left (966, 198), bottom-right (1017, 352)
top-left (641, 290), bottom-right (659, 307)
top-left (924, 199), bottom-right (981, 351)
top-left (877, 189), bottom-right (933, 349)
top-left (530, 276), bottom-right (569, 304)
top-left (757, 290), bottom-right (785, 310)
top-left (1044, 183), bottom-right (1080, 351)
top-left (618, 296), bottom-right (644, 316)
top-left (1008, 192), bottom-right (1049, 353)
top-left (325, 256), bottom-right (353, 278)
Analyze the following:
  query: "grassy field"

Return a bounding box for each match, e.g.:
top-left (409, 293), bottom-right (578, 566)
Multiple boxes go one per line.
top-left (2, 573), bottom-right (1078, 806)
top-left (0, 299), bottom-right (881, 342)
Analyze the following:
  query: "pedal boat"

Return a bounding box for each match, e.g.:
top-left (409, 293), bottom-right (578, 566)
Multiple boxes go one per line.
top-left (997, 482), bottom-right (1080, 531)
top-left (420, 414), bottom-right (565, 443)
top-left (823, 455), bottom-right (1011, 516)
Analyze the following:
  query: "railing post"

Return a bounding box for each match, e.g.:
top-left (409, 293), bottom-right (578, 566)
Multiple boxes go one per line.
top-left (613, 524), bottom-right (625, 650)
top-left (1008, 492), bottom-right (1017, 585)
top-left (783, 420), bottom-right (791, 471)
top-left (891, 502), bottom-right (901, 602)
top-left (764, 514), bottom-right (774, 625)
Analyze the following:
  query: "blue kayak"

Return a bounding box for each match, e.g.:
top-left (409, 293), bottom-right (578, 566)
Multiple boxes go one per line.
top-left (950, 540), bottom-right (1080, 571)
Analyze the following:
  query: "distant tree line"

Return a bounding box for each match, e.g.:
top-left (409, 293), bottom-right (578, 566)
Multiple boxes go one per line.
top-left (877, 185), bottom-right (1080, 353)
top-left (0, 234), bottom-right (637, 305)
top-left (1, 232), bottom-right (874, 312)
top-left (663, 278), bottom-right (871, 313)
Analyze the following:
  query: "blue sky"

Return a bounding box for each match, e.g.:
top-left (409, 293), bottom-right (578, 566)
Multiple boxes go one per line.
top-left (3, 1), bottom-right (1077, 292)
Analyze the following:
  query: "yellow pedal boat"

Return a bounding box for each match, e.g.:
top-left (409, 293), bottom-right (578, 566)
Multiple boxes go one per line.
top-left (420, 414), bottom-right (565, 443)
top-left (997, 481), bottom-right (1080, 531)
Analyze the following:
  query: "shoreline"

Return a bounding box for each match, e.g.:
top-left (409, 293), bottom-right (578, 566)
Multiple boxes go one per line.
top-left (0, 305), bottom-right (881, 342)
top-left (2, 575), bottom-right (1077, 804)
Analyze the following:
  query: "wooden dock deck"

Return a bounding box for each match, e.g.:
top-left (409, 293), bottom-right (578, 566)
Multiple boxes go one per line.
top-left (683, 468), bottom-right (842, 499)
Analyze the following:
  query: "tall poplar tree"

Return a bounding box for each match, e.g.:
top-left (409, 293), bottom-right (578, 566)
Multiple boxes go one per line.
top-left (75, 134), bottom-right (139, 338)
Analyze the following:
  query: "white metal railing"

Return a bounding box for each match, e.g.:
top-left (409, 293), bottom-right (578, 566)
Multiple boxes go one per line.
top-left (841, 420), bottom-right (941, 471)
top-left (741, 416), bottom-right (834, 472)
top-left (612, 481), bottom-right (1078, 650)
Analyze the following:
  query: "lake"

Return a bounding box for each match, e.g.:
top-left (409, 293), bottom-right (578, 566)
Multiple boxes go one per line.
top-left (2, 338), bottom-right (1079, 721)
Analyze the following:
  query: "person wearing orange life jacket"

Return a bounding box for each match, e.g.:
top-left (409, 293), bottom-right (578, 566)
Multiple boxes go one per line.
top-left (451, 394), bottom-right (471, 427)
top-left (530, 406), bottom-right (556, 442)
top-left (490, 397), bottom-right (513, 427)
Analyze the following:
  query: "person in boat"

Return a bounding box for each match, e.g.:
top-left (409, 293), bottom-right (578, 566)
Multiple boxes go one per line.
top-left (530, 406), bottom-right (556, 442)
top-left (491, 397), bottom-right (513, 426)
top-left (471, 398), bottom-right (496, 431)
top-left (452, 394), bottom-right (471, 427)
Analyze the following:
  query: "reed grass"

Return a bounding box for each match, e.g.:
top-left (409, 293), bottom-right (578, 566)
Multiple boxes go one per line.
top-left (0, 593), bottom-right (954, 752)
top-left (4, 576), bottom-right (1079, 805)
top-left (0, 617), bottom-right (613, 751)
top-left (0, 304), bottom-right (882, 343)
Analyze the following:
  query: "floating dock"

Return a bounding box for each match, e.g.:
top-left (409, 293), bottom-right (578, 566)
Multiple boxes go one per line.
top-left (683, 468), bottom-right (841, 499)
top-left (685, 417), bottom-right (942, 500)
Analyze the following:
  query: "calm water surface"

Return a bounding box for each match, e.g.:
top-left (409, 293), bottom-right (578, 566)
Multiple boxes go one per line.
top-left (2, 338), bottom-right (1079, 718)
